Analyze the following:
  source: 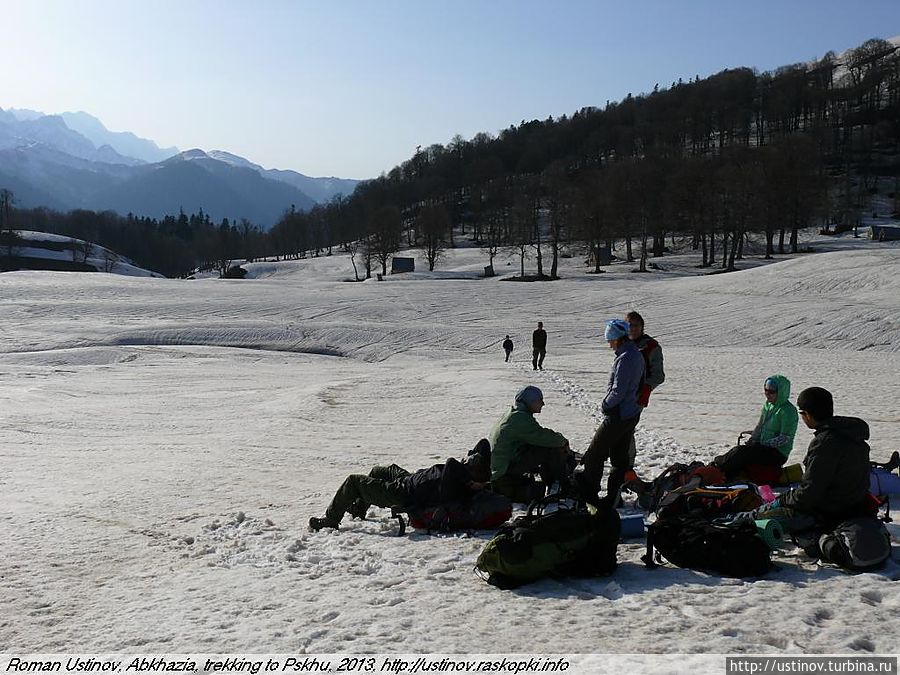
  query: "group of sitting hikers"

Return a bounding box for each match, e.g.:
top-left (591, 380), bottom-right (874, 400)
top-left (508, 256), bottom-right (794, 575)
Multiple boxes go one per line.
top-left (309, 313), bottom-right (895, 578)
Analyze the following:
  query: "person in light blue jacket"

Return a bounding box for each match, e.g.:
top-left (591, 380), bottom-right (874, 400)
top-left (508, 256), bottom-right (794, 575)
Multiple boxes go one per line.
top-left (575, 319), bottom-right (645, 509)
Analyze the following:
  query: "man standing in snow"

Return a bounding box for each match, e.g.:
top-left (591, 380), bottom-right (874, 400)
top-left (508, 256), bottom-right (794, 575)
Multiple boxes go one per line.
top-left (575, 319), bottom-right (645, 509)
top-left (532, 322), bottom-right (547, 370)
top-left (503, 335), bottom-right (514, 362)
top-left (489, 386), bottom-right (571, 502)
top-left (625, 311), bottom-right (665, 406)
top-left (309, 440), bottom-right (491, 531)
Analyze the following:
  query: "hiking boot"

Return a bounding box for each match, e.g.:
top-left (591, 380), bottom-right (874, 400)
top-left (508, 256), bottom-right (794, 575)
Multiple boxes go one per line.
top-left (572, 472), bottom-right (602, 509)
top-left (348, 500), bottom-right (368, 520)
top-left (883, 451), bottom-right (900, 473)
top-left (308, 517), bottom-right (338, 532)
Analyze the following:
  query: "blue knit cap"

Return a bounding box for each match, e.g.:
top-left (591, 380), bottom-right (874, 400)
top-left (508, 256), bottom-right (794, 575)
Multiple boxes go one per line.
top-left (514, 385), bottom-right (544, 409)
top-left (604, 319), bottom-right (630, 341)
top-left (764, 377), bottom-right (778, 392)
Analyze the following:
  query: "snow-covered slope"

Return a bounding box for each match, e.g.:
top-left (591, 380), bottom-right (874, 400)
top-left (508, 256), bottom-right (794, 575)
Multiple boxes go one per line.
top-left (2, 230), bottom-right (162, 277)
top-left (0, 236), bottom-right (898, 656)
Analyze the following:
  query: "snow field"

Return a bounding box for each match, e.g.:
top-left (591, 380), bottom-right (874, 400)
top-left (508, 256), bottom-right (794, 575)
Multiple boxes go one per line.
top-left (1, 236), bottom-right (899, 655)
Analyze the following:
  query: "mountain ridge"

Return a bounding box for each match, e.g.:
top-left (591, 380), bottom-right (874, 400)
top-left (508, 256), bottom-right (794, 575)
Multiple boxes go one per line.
top-left (0, 107), bottom-right (359, 226)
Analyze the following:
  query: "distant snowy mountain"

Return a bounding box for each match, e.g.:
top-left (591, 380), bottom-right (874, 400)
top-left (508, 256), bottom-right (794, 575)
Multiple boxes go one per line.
top-left (0, 106), bottom-right (356, 224)
top-left (59, 111), bottom-right (179, 163)
top-left (89, 149), bottom-right (316, 225)
top-left (6, 108), bottom-right (43, 121)
top-left (1, 110), bottom-right (140, 165)
top-left (207, 150), bottom-right (359, 203)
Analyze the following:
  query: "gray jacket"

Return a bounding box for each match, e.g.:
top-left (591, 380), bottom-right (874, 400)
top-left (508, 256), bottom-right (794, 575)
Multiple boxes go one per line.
top-left (602, 340), bottom-right (645, 420)
top-left (634, 334), bottom-right (665, 391)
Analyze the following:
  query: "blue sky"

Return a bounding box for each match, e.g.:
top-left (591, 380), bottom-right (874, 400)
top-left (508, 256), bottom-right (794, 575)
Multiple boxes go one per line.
top-left (3, 0), bottom-right (897, 178)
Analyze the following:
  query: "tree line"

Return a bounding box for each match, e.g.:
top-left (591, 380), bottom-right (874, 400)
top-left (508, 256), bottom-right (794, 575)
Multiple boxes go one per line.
top-left (2, 38), bottom-right (898, 278)
top-left (316, 37), bottom-right (898, 278)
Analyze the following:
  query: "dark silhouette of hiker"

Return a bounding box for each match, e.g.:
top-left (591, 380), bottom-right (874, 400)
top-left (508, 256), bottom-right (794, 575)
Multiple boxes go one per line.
top-left (532, 322), bottom-right (547, 370)
top-left (502, 335), bottom-right (514, 362)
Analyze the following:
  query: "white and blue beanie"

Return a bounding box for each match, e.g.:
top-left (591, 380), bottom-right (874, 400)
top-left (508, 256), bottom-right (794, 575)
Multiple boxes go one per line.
top-left (604, 319), bottom-right (630, 341)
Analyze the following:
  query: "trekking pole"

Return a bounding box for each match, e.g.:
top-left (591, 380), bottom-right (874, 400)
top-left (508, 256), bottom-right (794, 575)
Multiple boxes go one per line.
top-left (640, 527), bottom-right (659, 569)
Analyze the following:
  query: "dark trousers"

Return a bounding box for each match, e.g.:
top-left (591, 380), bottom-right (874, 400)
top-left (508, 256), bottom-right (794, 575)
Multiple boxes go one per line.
top-left (714, 443), bottom-right (786, 481)
top-left (504, 348), bottom-right (512, 362)
top-left (324, 464), bottom-right (410, 525)
top-left (493, 444), bottom-right (568, 501)
top-left (580, 413), bottom-right (640, 501)
top-left (532, 348), bottom-right (546, 370)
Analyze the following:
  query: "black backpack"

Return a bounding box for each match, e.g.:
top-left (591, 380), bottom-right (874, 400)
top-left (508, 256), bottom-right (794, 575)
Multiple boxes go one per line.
top-left (475, 497), bottom-right (620, 589)
top-left (818, 517), bottom-right (892, 572)
top-left (643, 513), bottom-right (773, 578)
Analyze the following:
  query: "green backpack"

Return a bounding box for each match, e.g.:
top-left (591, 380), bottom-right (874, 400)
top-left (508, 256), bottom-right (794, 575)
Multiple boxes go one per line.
top-left (474, 498), bottom-right (620, 589)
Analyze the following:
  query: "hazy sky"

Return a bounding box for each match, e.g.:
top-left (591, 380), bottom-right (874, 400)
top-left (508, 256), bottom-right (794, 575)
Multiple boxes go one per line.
top-left (3, 1), bottom-right (897, 179)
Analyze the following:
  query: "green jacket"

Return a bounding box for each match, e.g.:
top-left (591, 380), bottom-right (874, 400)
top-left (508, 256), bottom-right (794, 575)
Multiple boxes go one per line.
top-left (750, 374), bottom-right (799, 459)
top-left (488, 406), bottom-right (568, 480)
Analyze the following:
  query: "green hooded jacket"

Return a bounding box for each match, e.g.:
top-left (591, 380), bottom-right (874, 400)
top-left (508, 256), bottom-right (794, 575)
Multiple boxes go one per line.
top-left (488, 405), bottom-right (568, 480)
top-left (750, 374), bottom-right (799, 458)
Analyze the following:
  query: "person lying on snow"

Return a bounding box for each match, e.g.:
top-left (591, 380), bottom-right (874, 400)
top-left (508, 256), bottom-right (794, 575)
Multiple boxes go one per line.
top-left (488, 386), bottom-right (573, 503)
top-left (729, 387), bottom-right (872, 536)
top-left (309, 440), bottom-right (491, 531)
top-left (713, 375), bottom-right (798, 481)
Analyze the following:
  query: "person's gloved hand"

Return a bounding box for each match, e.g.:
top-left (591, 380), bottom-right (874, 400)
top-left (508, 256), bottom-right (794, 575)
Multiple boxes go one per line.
top-left (755, 497), bottom-right (780, 518)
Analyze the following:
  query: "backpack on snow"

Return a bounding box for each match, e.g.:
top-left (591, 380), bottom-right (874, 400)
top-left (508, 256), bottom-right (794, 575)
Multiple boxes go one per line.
top-left (655, 483), bottom-right (764, 521)
top-left (407, 491), bottom-right (512, 533)
top-left (642, 513), bottom-right (773, 578)
top-left (474, 496), bottom-right (620, 589)
top-left (634, 462), bottom-right (726, 512)
top-left (817, 517), bottom-right (892, 572)
top-left (393, 491), bottom-right (512, 536)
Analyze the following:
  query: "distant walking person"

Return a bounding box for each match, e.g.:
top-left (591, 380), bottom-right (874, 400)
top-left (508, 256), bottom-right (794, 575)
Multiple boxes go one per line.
top-left (625, 311), bottom-right (665, 406)
top-left (532, 322), bottom-right (547, 370)
top-left (503, 335), bottom-right (514, 362)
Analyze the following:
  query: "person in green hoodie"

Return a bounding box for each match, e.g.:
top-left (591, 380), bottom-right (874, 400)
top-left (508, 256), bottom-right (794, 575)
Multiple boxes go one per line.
top-left (714, 374), bottom-right (799, 480)
top-left (488, 386), bottom-right (571, 502)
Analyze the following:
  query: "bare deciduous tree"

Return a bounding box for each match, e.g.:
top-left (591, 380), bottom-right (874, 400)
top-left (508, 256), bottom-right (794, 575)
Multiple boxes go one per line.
top-left (416, 203), bottom-right (450, 271)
